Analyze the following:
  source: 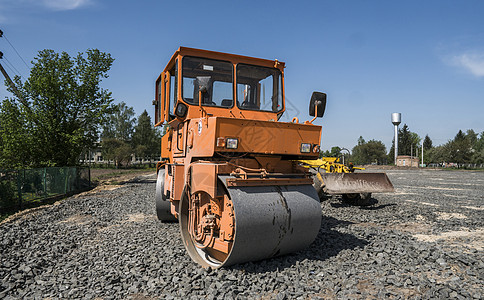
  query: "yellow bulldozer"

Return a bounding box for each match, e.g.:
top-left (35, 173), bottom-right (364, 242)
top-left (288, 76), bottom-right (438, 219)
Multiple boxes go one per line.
top-left (299, 157), bottom-right (394, 206)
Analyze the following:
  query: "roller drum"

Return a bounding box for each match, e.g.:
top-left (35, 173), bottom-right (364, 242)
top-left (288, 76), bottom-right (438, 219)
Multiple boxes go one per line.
top-left (224, 184), bottom-right (322, 266)
top-left (179, 178), bottom-right (322, 268)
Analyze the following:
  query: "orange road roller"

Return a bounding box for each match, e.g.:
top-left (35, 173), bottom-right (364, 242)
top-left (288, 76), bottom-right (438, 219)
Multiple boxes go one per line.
top-left (154, 47), bottom-right (326, 268)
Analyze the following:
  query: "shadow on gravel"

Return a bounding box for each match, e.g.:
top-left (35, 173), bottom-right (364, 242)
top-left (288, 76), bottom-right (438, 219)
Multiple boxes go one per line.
top-left (123, 177), bottom-right (157, 184)
top-left (359, 203), bottom-right (396, 210)
top-left (230, 215), bottom-right (368, 273)
top-left (330, 198), bottom-right (395, 210)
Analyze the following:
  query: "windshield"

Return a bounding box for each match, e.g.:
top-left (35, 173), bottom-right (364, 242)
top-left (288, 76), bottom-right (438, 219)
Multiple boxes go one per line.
top-left (236, 64), bottom-right (283, 112)
top-left (182, 56), bottom-right (234, 107)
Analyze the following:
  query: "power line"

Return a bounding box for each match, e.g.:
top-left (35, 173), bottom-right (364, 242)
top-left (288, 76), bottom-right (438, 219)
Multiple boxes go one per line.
top-left (3, 56), bottom-right (24, 78)
top-left (0, 29), bottom-right (30, 70)
top-left (2, 58), bottom-right (16, 75)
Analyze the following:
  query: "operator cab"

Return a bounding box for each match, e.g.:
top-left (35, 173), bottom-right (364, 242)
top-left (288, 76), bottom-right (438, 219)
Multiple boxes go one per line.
top-left (154, 47), bottom-right (285, 126)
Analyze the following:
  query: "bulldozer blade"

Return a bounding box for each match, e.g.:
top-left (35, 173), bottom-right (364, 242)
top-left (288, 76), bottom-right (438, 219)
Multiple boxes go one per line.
top-left (319, 172), bottom-right (394, 195)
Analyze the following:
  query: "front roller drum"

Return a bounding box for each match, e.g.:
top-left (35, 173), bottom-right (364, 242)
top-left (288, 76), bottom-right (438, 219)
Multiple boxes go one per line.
top-left (179, 179), bottom-right (322, 268)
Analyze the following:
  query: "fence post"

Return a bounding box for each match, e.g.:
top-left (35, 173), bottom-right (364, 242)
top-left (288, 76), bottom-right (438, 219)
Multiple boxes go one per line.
top-left (43, 167), bottom-right (47, 196)
top-left (64, 167), bottom-right (68, 194)
top-left (17, 170), bottom-right (23, 210)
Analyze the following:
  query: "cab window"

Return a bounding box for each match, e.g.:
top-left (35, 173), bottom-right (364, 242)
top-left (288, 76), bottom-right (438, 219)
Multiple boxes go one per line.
top-left (236, 64), bottom-right (283, 112)
top-left (169, 60), bottom-right (178, 116)
top-left (182, 56), bottom-right (233, 107)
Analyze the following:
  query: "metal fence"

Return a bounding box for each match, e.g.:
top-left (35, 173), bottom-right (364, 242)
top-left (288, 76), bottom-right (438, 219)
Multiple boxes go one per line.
top-left (0, 167), bottom-right (90, 213)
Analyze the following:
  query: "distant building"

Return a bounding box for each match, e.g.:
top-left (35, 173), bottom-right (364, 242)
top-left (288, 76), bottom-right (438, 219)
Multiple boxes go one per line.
top-left (396, 155), bottom-right (419, 167)
top-left (80, 143), bottom-right (159, 166)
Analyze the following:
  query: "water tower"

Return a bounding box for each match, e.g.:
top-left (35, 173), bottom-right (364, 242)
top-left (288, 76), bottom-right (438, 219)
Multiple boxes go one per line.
top-left (391, 113), bottom-right (401, 165)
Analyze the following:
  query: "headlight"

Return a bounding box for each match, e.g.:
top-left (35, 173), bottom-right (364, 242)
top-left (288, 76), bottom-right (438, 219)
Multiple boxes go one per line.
top-left (300, 143), bottom-right (311, 153)
top-left (174, 102), bottom-right (188, 118)
top-left (216, 137), bottom-right (225, 147)
top-left (226, 138), bottom-right (238, 149)
top-left (313, 145), bottom-right (320, 153)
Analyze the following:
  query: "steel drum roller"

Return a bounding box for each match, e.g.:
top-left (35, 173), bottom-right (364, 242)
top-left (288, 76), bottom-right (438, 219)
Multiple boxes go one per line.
top-left (179, 177), bottom-right (322, 268)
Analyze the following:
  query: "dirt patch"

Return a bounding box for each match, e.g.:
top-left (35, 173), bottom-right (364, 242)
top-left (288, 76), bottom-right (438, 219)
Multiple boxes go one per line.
top-left (74, 172), bottom-right (155, 198)
top-left (423, 186), bottom-right (468, 191)
top-left (435, 212), bottom-right (467, 220)
top-left (1, 205), bottom-right (49, 225)
top-left (91, 169), bottom-right (154, 182)
top-left (59, 214), bottom-right (94, 225)
top-left (463, 205), bottom-right (484, 211)
top-left (126, 213), bottom-right (150, 223)
top-left (413, 228), bottom-right (484, 251)
top-left (391, 222), bottom-right (432, 234)
top-left (96, 213), bottom-right (152, 232)
top-left (416, 215), bottom-right (425, 222)
top-left (74, 184), bottom-right (123, 197)
top-left (404, 199), bottom-right (439, 207)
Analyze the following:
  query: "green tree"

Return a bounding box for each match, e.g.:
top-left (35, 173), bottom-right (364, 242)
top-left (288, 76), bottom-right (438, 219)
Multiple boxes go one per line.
top-left (421, 134), bottom-right (433, 164)
top-left (476, 132), bottom-right (484, 152)
top-left (427, 145), bottom-right (446, 164)
top-left (351, 137), bottom-right (387, 165)
top-left (472, 132), bottom-right (484, 164)
top-left (423, 134), bottom-right (433, 150)
top-left (132, 110), bottom-right (160, 160)
top-left (0, 49), bottom-right (114, 168)
top-left (0, 99), bottom-right (34, 168)
top-left (102, 101), bottom-right (135, 142)
top-left (466, 129), bottom-right (478, 149)
top-left (388, 124), bottom-right (421, 163)
top-left (101, 138), bottom-right (133, 167)
top-left (330, 146), bottom-right (342, 157)
top-left (398, 124), bottom-right (412, 156)
top-left (448, 130), bottom-right (472, 165)
top-left (397, 124), bottom-right (421, 156)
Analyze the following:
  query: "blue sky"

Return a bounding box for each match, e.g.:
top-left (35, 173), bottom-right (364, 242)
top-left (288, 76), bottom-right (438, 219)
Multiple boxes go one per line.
top-left (1, 0), bottom-right (483, 152)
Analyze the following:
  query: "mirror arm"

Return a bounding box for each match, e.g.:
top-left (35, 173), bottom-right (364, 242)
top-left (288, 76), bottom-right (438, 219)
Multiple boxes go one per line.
top-left (307, 104), bottom-right (318, 124)
top-left (198, 90), bottom-right (210, 124)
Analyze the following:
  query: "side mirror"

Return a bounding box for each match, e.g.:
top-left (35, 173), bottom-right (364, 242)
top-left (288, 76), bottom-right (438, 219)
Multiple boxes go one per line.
top-left (309, 92), bottom-right (326, 118)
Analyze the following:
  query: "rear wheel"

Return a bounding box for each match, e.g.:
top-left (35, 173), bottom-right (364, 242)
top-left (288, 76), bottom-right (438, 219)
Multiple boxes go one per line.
top-left (155, 169), bottom-right (177, 222)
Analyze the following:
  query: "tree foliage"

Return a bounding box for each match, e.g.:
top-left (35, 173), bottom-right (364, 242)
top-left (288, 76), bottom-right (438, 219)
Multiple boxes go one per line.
top-left (101, 101), bottom-right (135, 141)
top-left (101, 106), bottom-right (160, 166)
top-left (320, 146), bottom-right (342, 158)
top-left (0, 49), bottom-right (114, 168)
top-left (423, 134), bottom-right (433, 150)
top-left (388, 124), bottom-right (421, 163)
top-left (426, 129), bottom-right (483, 166)
top-left (132, 110), bottom-right (160, 159)
top-left (351, 136), bottom-right (387, 165)
top-left (100, 138), bottom-right (133, 167)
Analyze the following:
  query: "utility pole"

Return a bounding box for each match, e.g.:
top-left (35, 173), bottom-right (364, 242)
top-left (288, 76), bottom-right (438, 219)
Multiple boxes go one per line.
top-left (0, 51), bottom-right (32, 113)
top-left (421, 140), bottom-right (424, 167)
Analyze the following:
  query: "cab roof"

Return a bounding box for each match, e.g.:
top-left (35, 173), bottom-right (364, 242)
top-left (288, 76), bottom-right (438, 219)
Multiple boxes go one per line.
top-left (163, 47), bottom-right (286, 73)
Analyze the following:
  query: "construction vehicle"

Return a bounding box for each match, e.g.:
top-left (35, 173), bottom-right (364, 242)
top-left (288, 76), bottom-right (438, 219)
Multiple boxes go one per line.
top-left (153, 47), bottom-right (393, 268)
top-left (299, 158), bottom-right (394, 206)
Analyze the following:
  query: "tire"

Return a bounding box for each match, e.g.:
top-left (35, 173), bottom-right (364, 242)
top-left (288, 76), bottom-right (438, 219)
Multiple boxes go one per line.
top-left (356, 193), bottom-right (372, 206)
top-left (155, 169), bottom-right (177, 222)
top-left (341, 193), bottom-right (372, 206)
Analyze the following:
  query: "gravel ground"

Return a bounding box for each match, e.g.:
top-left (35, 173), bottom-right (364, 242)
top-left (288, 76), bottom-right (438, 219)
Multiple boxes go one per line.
top-left (0, 169), bottom-right (483, 299)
